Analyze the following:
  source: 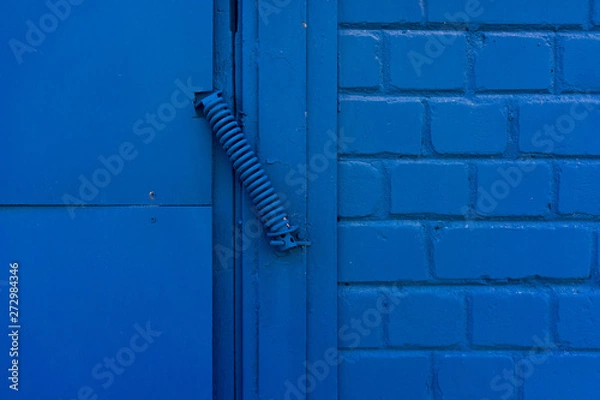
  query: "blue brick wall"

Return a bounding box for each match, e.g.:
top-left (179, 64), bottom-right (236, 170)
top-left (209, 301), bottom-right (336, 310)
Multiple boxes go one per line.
top-left (337, 0), bottom-right (600, 398)
top-left (430, 100), bottom-right (507, 154)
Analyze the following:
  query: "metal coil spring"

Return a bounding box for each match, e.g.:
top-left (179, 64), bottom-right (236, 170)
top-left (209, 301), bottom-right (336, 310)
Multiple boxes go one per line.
top-left (194, 91), bottom-right (308, 252)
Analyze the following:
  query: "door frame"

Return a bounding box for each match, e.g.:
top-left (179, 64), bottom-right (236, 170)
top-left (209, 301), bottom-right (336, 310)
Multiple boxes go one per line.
top-left (211, 0), bottom-right (237, 398)
top-left (227, 0), bottom-right (339, 398)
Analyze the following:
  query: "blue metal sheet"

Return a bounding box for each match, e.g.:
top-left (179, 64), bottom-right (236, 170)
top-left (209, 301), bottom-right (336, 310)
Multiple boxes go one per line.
top-left (0, 206), bottom-right (212, 399)
top-left (0, 1), bottom-right (212, 205)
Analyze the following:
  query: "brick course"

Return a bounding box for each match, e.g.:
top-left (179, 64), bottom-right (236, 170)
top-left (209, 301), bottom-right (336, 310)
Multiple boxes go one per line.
top-left (337, 0), bottom-right (600, 397)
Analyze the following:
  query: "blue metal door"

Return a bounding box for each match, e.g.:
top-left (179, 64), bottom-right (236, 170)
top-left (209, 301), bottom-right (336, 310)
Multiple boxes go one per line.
top-left (1, 2), bottom-right (214, 399)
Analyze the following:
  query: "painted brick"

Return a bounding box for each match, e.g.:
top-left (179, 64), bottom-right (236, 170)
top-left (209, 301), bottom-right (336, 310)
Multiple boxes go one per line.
top-left (475, 34), bottom-right (552, 91)
top-left (388, 291), bottom-right (466, 347)
top-left (563, 35), bottom-right (600, 91)
top-left (438, 355), bottom-right (517, 400)
top-left (339, 98), bottom-right (423, 155)
top-left (339, 0), bottom-right (421, 24)
top-left (389, 32), bottom-right (466, 90)
top-left (429, 0), bottom-right (588, 25)
top-left (332, 2), bottom-right (600, 398)
top-left (339, 353), bottom-right (431, 399)
top-left (434, 225), bottom-right (592, 279)
top-left (558, 292), bottom-right (600, 348)
top-left (520, 101), bottom-right (600, 155)
top-left (338, 222), bottom-right (428, 282)
top-left (390, 162), bottom-right (469, 215)
top-left (430, 100), bottom-right (507, 155)
top-left (558, 162), bottom-right (600, 215)
top-left (338, 161), bottom-right (383, 217)
top-left (472, 291), bottom-right (550, 347)
top-left (523, 356), bottom-right (600, 399)
top-left (338, 288), bottom-right (385, 348)
top-left (476, 162), bottom-right (552, 216)
top-left (339, 32), bottom-right (380, 88)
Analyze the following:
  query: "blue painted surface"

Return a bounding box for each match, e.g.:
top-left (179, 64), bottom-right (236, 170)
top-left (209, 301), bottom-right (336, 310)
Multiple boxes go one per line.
top-left (428, 0), bottom-right (588, 24)
top-left (476, 162), bottom-right (552, 216)
top-left (471, 290), bottom-right (549, 347)
top-left (388, 290), bottom-right (466, 347)
top-left (558, 162), bottom-right (600, 214)
top-left (562, 36), bottom-right (600, 91)
top-left (338, 33), bottom-right (380, 89)
top-left (4, 0), bottom-right (600, 398)
top-left (390, 162), bottom-right (470, 215)
top-left (430, 101), bottom-right (507, 154)
top-left (306, 1), bottom-right (340, 398)
top-left (0, 1), bottom-right (212, 206)
top-left (434, 225), bottom-right (591, 279)
top-left (524, 356), bottom-right (600, 399)
top-left (0, 207), bottom-right (212, 399)
top-left (333, 0), bottom-right (600, 398)
top-left (340, 98), bottom-right (423, 155)
top-left (338, 222), bottom-right (427, 282)
top-left (339, 353), bottom-right (431, 399)
top-left (557, 291), bottom-right (600, 348)
top-left (475, 34), bottom-right (552, 91)
top-left (255, 1), bottom-right (309, 397)
top-left (520, 101), bottom-right (600, 155)
top-left (437, 355), bottom-right (517, 400)
top-left (211, 1), bottom-right (237, 398)
top-left (390, 32), bottom-right (467, 90)
top-left (0, 2), bottom-right (215, 399)
top-left (338, 161), bottom-right (383, 217)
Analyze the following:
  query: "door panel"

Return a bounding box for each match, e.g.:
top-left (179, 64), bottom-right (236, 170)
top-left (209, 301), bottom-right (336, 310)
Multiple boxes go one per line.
top-left (0, 206), bottom-right (212, 399)
top-left (0, 1), bottom-right (213, 205)
top-left (0, 2), bottom-right (214, 399)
